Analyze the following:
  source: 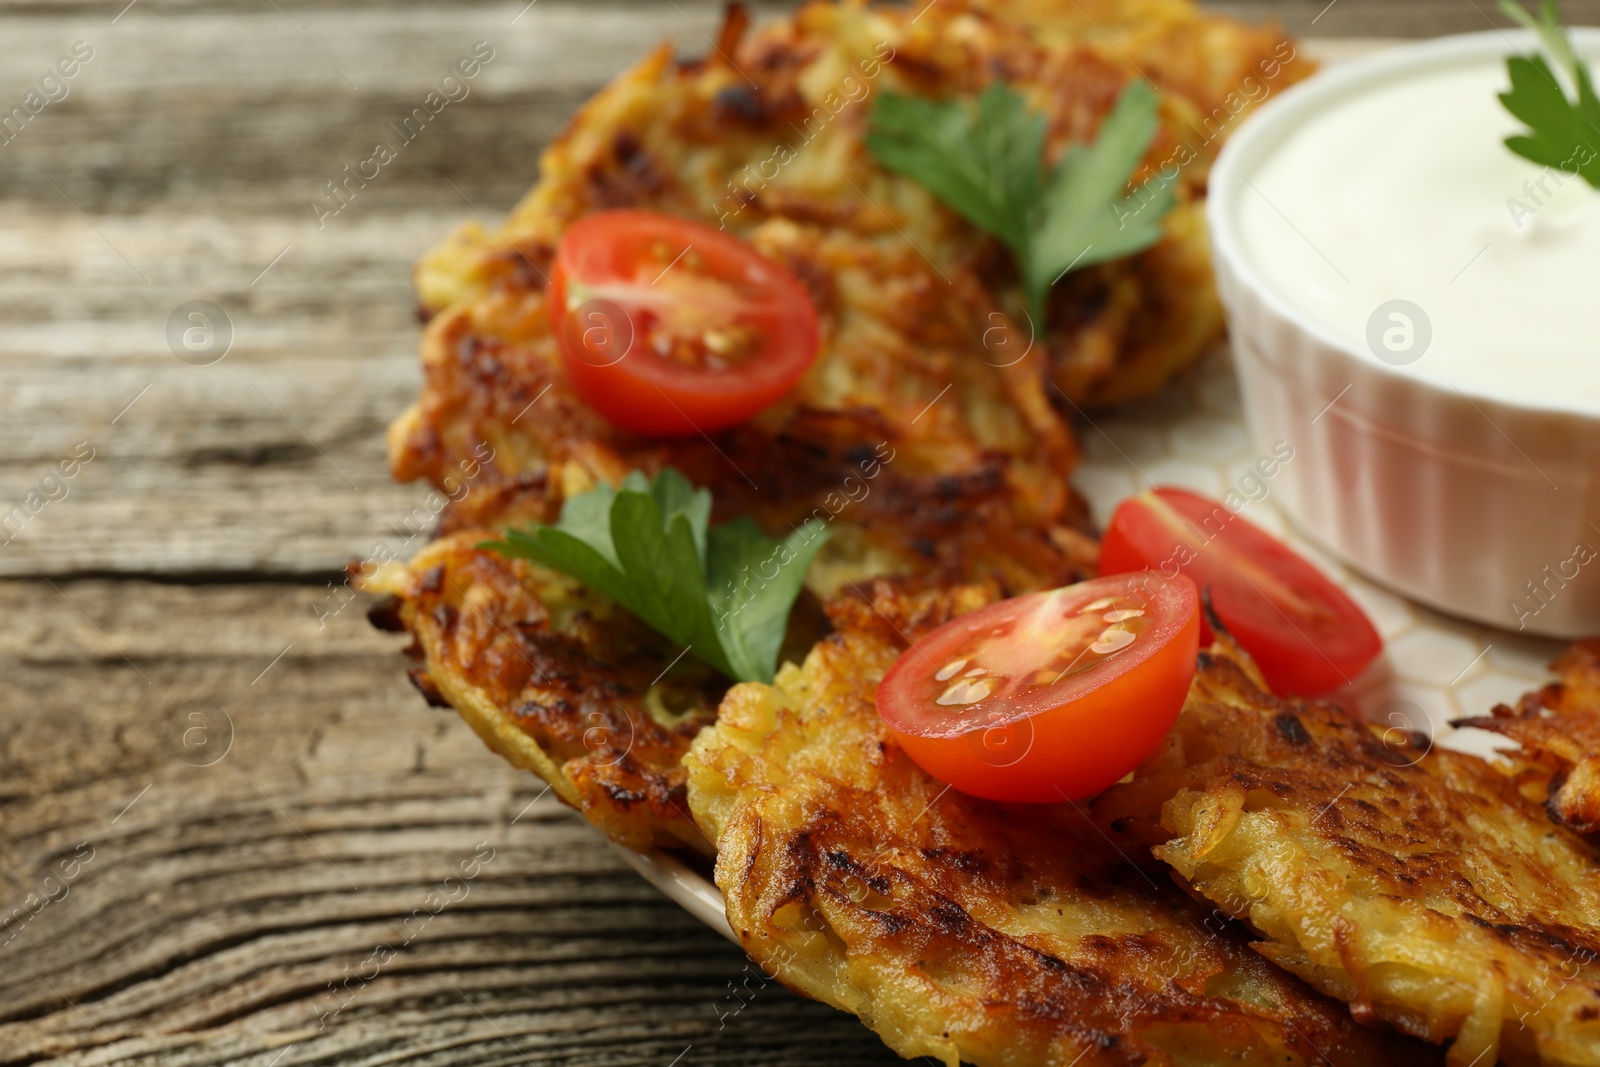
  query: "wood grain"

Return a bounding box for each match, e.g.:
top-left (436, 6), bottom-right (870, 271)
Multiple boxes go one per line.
top-left (0, 2), bottom-right (1583, 1064)
top-left (0, 579), bottom-right (904, 1066)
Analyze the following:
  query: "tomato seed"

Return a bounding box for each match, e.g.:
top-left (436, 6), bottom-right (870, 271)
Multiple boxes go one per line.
top-left (936, 679), bottom-right (994, 706)
top-left (1090, 629), bottom-right (1136, 655)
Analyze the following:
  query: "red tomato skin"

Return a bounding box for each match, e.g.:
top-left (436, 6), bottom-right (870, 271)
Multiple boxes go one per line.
top-left (1099, 488), bottom-right (1382, 697)
top-left (877, 575), bottom-right (1199, 804)
top-left (548, 211), bottom-right (820, 437)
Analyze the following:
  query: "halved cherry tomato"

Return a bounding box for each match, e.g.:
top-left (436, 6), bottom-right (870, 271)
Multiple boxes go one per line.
top-left (1098, 487), bottom-right (1381, 697)
top-left (548, 210), bottom-right (821, 436)
top-left (877, 573), bottom-right (1199, 803)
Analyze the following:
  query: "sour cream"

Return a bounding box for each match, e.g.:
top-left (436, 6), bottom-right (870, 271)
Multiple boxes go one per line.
top-left (1235, 43), bottom-right (1600, 413)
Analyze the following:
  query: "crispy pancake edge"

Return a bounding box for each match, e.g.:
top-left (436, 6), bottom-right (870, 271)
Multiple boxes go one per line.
top-left (1096, 635), bottom-right (1600, 1067)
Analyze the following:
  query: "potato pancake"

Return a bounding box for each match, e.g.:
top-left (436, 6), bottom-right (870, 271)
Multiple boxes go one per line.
top-left (1457, 641), bottom-right (1600, 839)
top-left (388, 0), bottom-right (1311, 592)
top-left (685, 580), bottom-right (1436, 1067)
top-left (364, 516), bottom-right (729, 853)
top-left (1095, 633), bottom-right (1600, 1067)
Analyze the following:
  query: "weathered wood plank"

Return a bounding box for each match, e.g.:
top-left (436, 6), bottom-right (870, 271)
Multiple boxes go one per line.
top-left (0, 7), bottom-right (697, 213)
top-left (0, 358), bottom-right (425, 578)
top-left (1215, 0), bottom-right (1600, 36)
top-left (0, 578), bottom-right (903, 1066)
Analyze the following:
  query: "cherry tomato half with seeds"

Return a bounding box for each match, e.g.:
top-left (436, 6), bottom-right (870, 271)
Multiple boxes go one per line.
top-left (876, 573), bottom-right (1199, 804)
top-left (549, 210), bottom-right (821, 437)
top-left (1098, 487), bottom-right (1382, 697)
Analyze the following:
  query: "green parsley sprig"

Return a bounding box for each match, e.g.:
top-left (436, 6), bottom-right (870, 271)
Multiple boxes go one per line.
top-left (865, 79), bottom-right (1174, 323)
top-left (1498, 0), bottom-right (1600, 186)
top-left (482, 469), bottom-right (829, 685)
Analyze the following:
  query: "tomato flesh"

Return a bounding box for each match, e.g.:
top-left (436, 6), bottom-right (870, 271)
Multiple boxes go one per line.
top-left (1098, 487), bottom-right (1382, 697)
top-left (549, 210), bottom-right (821, 436)
top-left (877, 574), bottom-right (1199, 803)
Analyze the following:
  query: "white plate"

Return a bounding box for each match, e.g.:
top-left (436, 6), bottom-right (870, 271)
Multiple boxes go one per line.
top-left (607, 840), bottom-right (736, 942)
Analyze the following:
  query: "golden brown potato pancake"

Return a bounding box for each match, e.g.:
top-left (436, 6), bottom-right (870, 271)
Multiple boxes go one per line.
top-left (1095, 633), bottom-right (1600, 1067)
top-left (401, 0), bottom-right (1309, 450)
top-left (685, 581), bottom-right (1437, 1067)
top-left (1456, 641), bottom-right (1600, 838)
top-left (387, 0), bottom-right (1311, 593)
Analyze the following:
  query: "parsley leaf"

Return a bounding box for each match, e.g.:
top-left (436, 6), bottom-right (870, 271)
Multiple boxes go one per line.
top-left (1498, 0), bottom-right (1600, 187)
top-left (866, 80), bottom-right (1174, 323)
top-left (482, 469), bottom-right (829, 684)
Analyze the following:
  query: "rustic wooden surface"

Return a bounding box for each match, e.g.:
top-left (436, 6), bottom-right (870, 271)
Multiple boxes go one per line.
top-left (2, 2), bottom-right (1593, 1064)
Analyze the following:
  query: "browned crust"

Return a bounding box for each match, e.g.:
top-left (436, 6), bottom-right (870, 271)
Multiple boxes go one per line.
top-left (1455, 641), bottom-right (1600, 838)
top-left (362, 512), bottom-right (725, 853)
top-left (1096, 634), bottom-right (1600, 1065)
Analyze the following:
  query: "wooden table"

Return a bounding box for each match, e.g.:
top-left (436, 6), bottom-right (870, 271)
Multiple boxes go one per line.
top-left (0, 2), bottom-right (1583, 1063)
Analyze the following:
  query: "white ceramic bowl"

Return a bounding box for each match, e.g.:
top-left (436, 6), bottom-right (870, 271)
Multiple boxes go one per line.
top-left (1209, 30), bottom-right (1600, 639)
